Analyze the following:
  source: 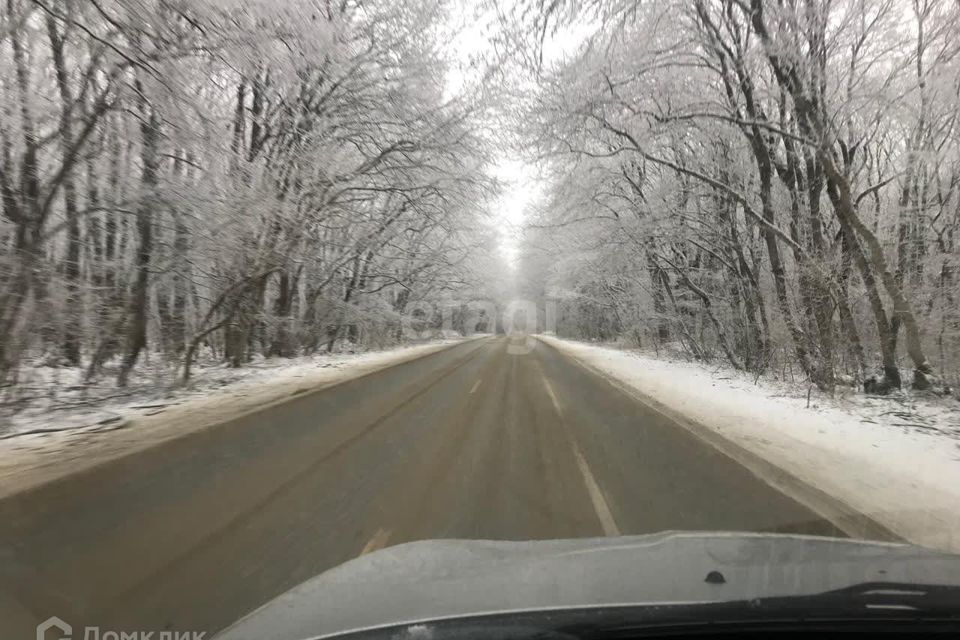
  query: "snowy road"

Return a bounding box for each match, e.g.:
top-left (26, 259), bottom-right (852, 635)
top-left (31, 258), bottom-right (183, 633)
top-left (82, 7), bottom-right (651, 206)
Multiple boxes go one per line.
top-left (1, 336), bottom-right (848, 638)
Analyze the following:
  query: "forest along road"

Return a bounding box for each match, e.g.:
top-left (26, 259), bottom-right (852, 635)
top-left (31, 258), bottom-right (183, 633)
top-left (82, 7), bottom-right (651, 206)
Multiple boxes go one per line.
top-left (0, 335), bottom-right (846, 638)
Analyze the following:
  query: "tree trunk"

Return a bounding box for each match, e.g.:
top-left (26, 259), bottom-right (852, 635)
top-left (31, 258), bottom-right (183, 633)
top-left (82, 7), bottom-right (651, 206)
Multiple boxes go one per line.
top-left (754, 148), bottom-right (816, 381)
top-left (821, 153), bottom-right (931, 384)
top-left (270, 269), bottom-right (300, 357)
top-left (0, 0), bottom-right (41, 378)
top-left (47, 14), bottom-right (82, 366)
top-left (836, 231), bottom-right (867, 377)
top-left (646, 250), bottom-right (670, 343)
top-left (826, 178), bottom-right (901, 388)
top-left (118, 109), bottom-right (160, 386)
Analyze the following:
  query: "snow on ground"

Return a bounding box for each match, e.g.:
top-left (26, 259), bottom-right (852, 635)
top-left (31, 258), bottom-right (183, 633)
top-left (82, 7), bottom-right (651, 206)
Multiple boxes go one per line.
top-left (0, 337), bottom-right (470, 499)
top-left (538, 334), bottom-right (960, 554)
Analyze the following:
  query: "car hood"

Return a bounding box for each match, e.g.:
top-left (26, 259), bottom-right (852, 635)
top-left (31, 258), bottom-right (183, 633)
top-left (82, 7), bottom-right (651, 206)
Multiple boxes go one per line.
top-left (216, 531), bottom-right (960, 640)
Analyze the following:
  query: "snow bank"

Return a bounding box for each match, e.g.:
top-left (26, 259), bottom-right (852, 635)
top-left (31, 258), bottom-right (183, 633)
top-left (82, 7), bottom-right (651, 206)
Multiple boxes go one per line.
top-left (0, 338), bottom-right (471, 499)
top-left (539, 335), bottom-right (960, 553)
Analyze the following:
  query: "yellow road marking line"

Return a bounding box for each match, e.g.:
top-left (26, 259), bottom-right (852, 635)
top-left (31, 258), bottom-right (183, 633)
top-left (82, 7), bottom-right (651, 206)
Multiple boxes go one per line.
top-left (543, 377), bottom-right (562, 410)
top-left (360, 527), bottom-right (391, 555)
top-left (572, 445), bottom-right (621, 536)
top-left (542, 373), bottom-right (621, 537)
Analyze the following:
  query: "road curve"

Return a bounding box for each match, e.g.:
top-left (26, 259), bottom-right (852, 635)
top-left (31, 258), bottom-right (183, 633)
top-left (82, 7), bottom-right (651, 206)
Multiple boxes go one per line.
top-left (0, 336), bottom-right (844, 638)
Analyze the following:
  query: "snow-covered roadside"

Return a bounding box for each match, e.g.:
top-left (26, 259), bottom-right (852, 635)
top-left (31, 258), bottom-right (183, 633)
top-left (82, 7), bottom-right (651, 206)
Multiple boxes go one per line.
top-left (0, 338), bottom-right (473, 499)
top-left (538, 335), bottom-right (960, 553)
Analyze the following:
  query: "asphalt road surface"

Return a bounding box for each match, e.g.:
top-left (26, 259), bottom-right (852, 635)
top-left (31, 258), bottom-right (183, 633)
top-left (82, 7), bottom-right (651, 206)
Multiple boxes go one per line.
top-left (0, 336), bottom-right (845, 638)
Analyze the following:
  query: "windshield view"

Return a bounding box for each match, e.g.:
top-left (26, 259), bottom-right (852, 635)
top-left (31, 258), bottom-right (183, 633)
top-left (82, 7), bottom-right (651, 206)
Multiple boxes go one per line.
top-left (2, 0), bottom-right (960, 639)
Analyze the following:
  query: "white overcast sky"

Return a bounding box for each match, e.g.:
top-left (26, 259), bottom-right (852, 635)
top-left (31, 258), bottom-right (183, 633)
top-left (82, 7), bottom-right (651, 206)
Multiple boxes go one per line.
top-left (441, 0), bottom-right (592, 267)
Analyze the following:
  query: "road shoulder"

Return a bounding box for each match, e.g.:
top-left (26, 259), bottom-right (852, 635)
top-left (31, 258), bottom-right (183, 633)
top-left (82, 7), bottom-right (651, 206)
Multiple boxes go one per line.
top-left (536, 334), bottom-right (960, 553)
